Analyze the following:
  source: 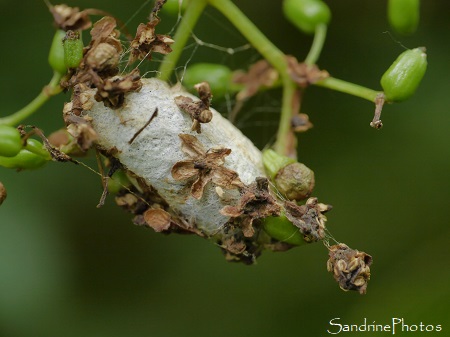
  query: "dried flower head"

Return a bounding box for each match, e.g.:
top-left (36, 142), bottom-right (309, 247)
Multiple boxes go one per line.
top-left (128, 17), bottom-right (174, 64)
top-left (49, 4), bottom-right (92, 31)
top-left (171, 134), bottom-right (243, 199)
top-left (175, 82), bottom-right (213, 133)
top-left (93, 69), bottom-right (143, 109)
top-left (221, 177), bottom-right (281, 237)
top-left (233, 59), bottom-right (279, 101)
top-left (291, 113), bottom-right (313, 133)
top-left (284, 197), bottom-right (332, 243)
top-left (286, 56), bottom-right (329, 88)
top-left (327, 243), bottom-right (373, 294)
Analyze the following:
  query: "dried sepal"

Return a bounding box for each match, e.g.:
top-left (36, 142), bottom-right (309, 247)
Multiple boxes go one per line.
top-left (221, 177), bottom-right (281, 237)
top-left (286, 56), bottom-right (329, 88)
top-left (175, 82), bottom-right (213, 134)
top-left (284, 197), bottom-right (332, 243)
top-left (128, 17), bottom-right (174, 65)
top-left (327, 243), bottom-right (373, 294)
top-left (171, 134), bottom-right (242, 199)
top-left (143, 208), bottom-right (172, 232)
top-left (233, 60), bottom-right (279, 101)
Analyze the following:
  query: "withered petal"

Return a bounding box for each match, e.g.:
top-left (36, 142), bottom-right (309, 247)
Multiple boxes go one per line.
top-left (220, 205), bottom-right (243, 217)
top-left (191, 171), bottom-right (213, 199)
top-left (143, 208), bottom-right (171, 232)
top-left (171, 160), bottom-right (198, 180)
top-left (179, 134), bottom-right (205, 157)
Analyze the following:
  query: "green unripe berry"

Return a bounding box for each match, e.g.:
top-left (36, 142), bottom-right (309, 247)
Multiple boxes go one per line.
top-left (262, 149), bottom-right (315, 201)
top-left (63, 30), bottom-right (84, 69)
top-left (107, 170), bottom-right (131, 194)
top-left (0, 149), bottom-right (48, 170)
top-left (381, 47), bottom-right (427, 102)
top-left (48, 29), bottom-right (68, 75)
top-left (283, 0), bottom-right (331, 34)
top-left (163, 0), bottom-right (189, 16)
top-left (0, 125), bottom-right (22, 157)
top-left (24, 139), bottom-right (51, 160)
top-left (262, 213), bottom-right (305, 246)
top-left (183, 63), bottom-right (232, 98)
top-left (388, 0), bottom-right (420, 35)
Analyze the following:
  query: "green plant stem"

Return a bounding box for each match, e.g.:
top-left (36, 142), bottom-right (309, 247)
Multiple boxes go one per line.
top-left (0, 72), bottom-right (63, 126)
top-left (305, 23), bottom-right (327, 65)
top-left (314, 77), bottom-right (382, 102)
top-left (208, 0), bottom-right (296, 156)
top-left (158, 0), bottom-right (208, 81)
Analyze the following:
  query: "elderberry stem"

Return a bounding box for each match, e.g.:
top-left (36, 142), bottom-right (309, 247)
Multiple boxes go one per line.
top-left (0, 71), bottom-right (63, 126)
top-left (305, 23), bottom-right (327, 65)
top-left (314, 76), bottom-right (382, 102)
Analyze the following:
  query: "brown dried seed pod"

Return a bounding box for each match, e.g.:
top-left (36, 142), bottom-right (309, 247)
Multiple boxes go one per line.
top-left (327, 243), bottom-right (373, 295)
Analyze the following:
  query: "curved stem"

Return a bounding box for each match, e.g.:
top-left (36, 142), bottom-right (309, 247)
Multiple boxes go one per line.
top-left (208, 0), bottom-right (288, 77)
top-left (0, 72), bottom-right (63, 126)
top-left (314, 76), bottom-right (382, 102)
top-left (158, 0), bottom-right (208, 81)
top-left (274, 80), bottom-right (297, 156)
top-left (305, 23), bottom-right (327, 66)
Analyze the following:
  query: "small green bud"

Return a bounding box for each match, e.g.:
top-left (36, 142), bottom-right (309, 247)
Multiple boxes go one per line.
top-left (262, 149), bottom-right (295, 180)
top-left (48, 29), bottom-right (68, 75)
top-left (283, 0), bottom-right (331, 34)
top-left (0, 149), bottom-right (48, 170)
top-left (388, 0), bottom-right (420, 35)
top-left (0, 125), bottom-right (22, 157)
top-left (381, 47), bottom-right (427, 102)
top-left (0, 181), bottom-right (6, 205)
top-left (262, 149), bottom-right (315, 201)
top-left (107, 170), bottom-right (131, 194)
top-left (63, 30), bottom-right (84, 69)
top-left (262, 212), bottom-right (305, 246)
top-left (183, 63), bottom-right (232, 98)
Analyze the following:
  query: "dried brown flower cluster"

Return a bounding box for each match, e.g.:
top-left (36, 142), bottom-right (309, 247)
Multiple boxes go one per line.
top-left (221, 177), bottom-right (281, 237)
top-left (171, 134), bottom-right (243, 199)
top-left (284, 197), bottom-right (332, 243)
top-left (49, 4), bottom-right (92, 31)
top-left (327, 243), bottom-right (373, 294)
top-left (286, 56), bottom-right (329, 88)
top-left (175, 82), bottom-right (213, 133)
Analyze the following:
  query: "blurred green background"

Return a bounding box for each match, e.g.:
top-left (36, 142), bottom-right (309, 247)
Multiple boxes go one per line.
top-left (0, 1), bottom-right (449, 336)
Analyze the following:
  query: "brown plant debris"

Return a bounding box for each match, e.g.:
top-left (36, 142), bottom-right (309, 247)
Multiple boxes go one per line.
top-left (233, 60), bottom-right (279, 101)
top-left (175, 82), bottom-right (213, 133)
top-left (143, 208), bottom-right (172, 232)
top-left (327, 243), bottom-right (373, 294)
top-left (171, 134), bottom-right (243, 199)
top-left (286, 56), bottom-right (329, 88)
top-left (128, 16), bottom-right (174, 65)
top-left (49, 4), bottom-right (92, 31)
top-left (284, 197), bottom-right (332, 243)
top-left (129, 108), bottom-right (158, 144)
top-left (93, 68), bottom-right (143, 109)
top-left (63, 17), bottom-right (142, 109)
top-left (65, 114), bottom-right (98, 152)
top-left (291, 113), bottom-right (313, 133)
top-left (221, 177), bottom-right (281, 238)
